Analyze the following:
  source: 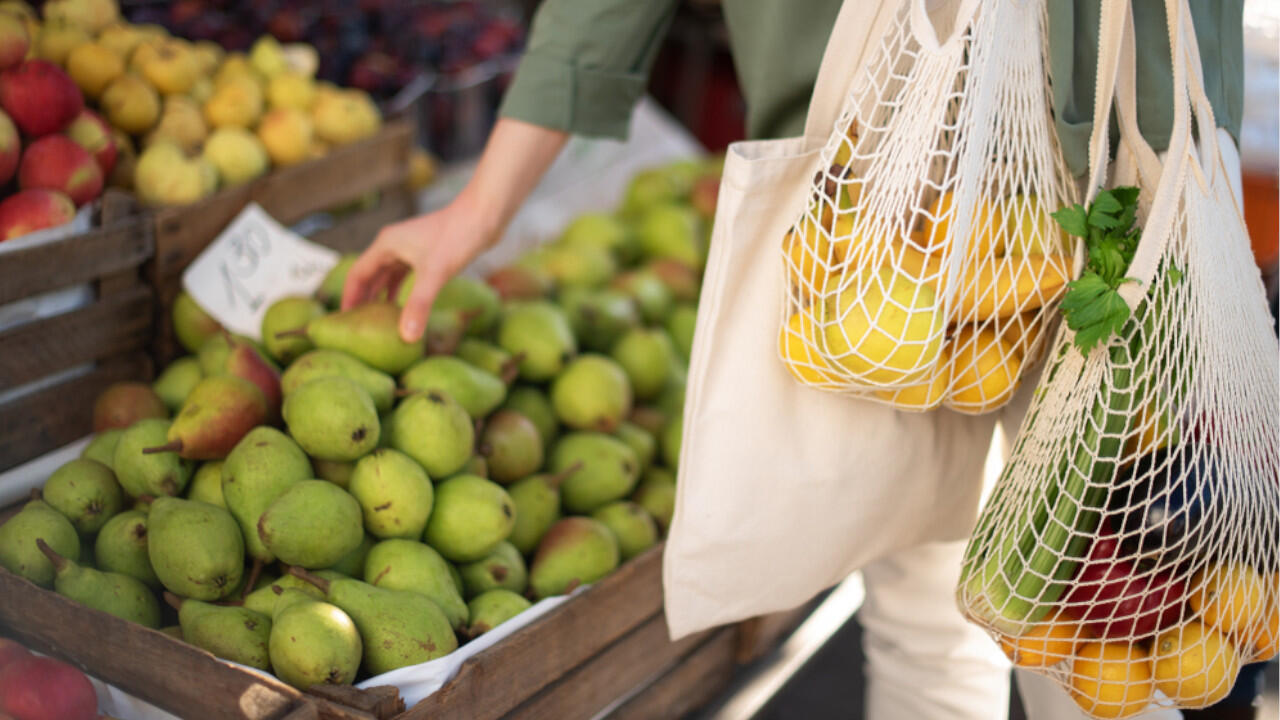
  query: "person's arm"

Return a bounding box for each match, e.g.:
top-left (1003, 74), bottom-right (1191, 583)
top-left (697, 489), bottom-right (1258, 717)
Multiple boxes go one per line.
top-left (341, 119), bottom-right (568, 342)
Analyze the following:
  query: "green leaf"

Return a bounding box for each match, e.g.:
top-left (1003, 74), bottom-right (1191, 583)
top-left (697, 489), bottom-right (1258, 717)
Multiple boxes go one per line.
top-left (1090, 190), bottom-right (1123, 219)
top-left (1060, 273), bottom-right (1131, 354)
top-left (1051, 205), bottom-right (1089, 237)
top-left (1110, 186), bottom-right (1140, 207)
top-left (1167, 265), bottom-right (1183, 285)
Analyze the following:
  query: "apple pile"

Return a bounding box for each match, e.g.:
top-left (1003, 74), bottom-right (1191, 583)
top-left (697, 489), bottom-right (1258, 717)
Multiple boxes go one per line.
top-left (0, 636), bottom-right (102, 720)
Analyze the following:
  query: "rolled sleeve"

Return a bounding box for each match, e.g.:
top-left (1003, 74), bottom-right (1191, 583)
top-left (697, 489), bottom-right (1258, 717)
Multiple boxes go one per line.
top-left (499, 0), bottom-right (680, 139)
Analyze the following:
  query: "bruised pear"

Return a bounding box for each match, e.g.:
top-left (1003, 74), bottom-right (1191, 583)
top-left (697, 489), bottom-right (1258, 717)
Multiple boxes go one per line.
top-left (478, 410), bottom-right (543, 484)
top-left (0, 497), bottom-right (80, 587)
top-left (43, 458), bottom-right (124, 535)
top-left (506, 464), bottom-right (580, 555)
top-left (148, 496), bottom-right (243, 600)
top-left (114, 419), bottom-right (192, 497)
top-left (282, 376), bottom-right (379, 461)
top-left (94, 510), bottom-right (159, 588)
top-left (362, 539), bottom-right (467, 630)
top-left (458, 541), bottom-right (527, 598)
top-left (389, 390), bottom-right (473, 478)
top-left (258, 480), bottom-right (363, 569)
top-left (550, 433), bottom-right (640, 513)
top-left (38, 539), bottom-right (160, 627)
top-left (529, 517), bottom-right (619, 599)
top-left (466, 589), bottom-right (531, 637)
top-left (423, 475), bottom-right (515, 563)
top-left (400, 356), bottom-right (506, 420)
top-left (590, 501), bottom-right (659, 560)
top-left (348, 449), bottom-right (433, 540)
top-left (169, 592), bottom-right (271, 671)
top-left (222, 427), bottom-right (311, 564)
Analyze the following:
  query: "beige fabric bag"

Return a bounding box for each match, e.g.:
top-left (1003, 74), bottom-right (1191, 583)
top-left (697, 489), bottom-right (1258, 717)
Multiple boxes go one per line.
top-left (663, 0), bottom-right (1003, 640)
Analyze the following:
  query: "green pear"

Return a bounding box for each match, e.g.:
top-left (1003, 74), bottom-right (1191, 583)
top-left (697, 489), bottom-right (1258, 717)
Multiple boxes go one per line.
top-left (173, 291), bottom-right (223, 354)
top-left (559, 288), bottom-right (640, 352)
top-left (621, 167), bottom-right (688, 218)
top-left (541, 243), bottom-right (617, 289)
top-left (550, 433), bottom-right (640, 513)
top-left (611, 270), bottom-right (673, 324)
top-left (466, 589), bottom-right (532, 637)
top-left (664, 303), bottom-right (697, 362)
top-left (161, 375), bottom-right (270, 460)
top-left (550, 354), bottom-right (632, 432)
top-left (148, 496), bottom-right (244, 600)
top-left (152, 357), bottom-right (203, 412)
top-left (502, 386), bottom-right (558, 451)
top-left (222, 427), bottom-right (312, 563)
top-left (424, 475), bottom-right (515, 563)
top-left (313, 458), bottom-right (357, 489)
top-left (458, 541), bottom-right (526, 599)
top-left (506, 465), bottom-right (580, 555)
top-left (590, 501), bottom-right (658, 560)
top-left (262, 296), bottom-right (324, 364)
top-left (186, 461), bottom-right (226, 508)
top-left (43, 459), bottom-right (125, 535)
top-left (632, 468), bottom-right (676, 533)
top-left (268, 588), bottom-right (362, 689)
top-left (81, 429), bottom-right (124, 469)
top-left (363, 539), bottom-right (468, 630)
top-left (289, 568), bottom-right (456, 674)
top-left (95, 510), bottom-right (160, 588)
top-left (258, 480), bottom-right (363, 568)
top-left (281, 349), bottom-right (395, 413)
top-left (497, 301), bottom-right (577, 382)
top-left (637, 204), bottom-right (705, 269)
top-left (400, 356), bottom-right (507, 420)
top-left (328, 534), bottom-right (375, 577)
top-left (242, 573), bottom-right (325, 616)
top-left (610, 328), bottom-right (676, 401)
top-left (455, 339), bottom-right (516, 380)
top-left (529, 517), bottom-right (619, 599)
top-left (283, 377), bottom-right (380, 461)
top-left (477, 410), bottom-right (543, 485)
top-left (38, 539), bottom-right (160, 627)
top-left (399, 275), bottom-right (500, 337)
top-left (114, 419), bottom-right (192, 497)
top-left (558, 212), bottom-right (635, 263)
top-left (389, 390), bottom-right (473, 478)
top-left (299, 302), bottom-right (423, 374)
top-left (169, 592), bottom-right (270, 669)
top-left (196, 333), bottom-right (263, 377)
top-left (614, 422), bottom-right (655, 472)
top-left (315, 254), bottom-right (358, 309)
top-left (0, 499), bottom-right (80, 587)
top-left (661, 416), bottom-right (683, 470)
top-left (348, 449), bottom-right (434, 540)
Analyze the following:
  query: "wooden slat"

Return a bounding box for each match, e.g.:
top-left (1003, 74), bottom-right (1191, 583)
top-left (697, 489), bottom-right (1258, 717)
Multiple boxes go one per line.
top-left (504, 614), bottom-right (711, 720)
top-left (0, 353), bottom-right (151, 472)
top-left (307, 187), bottom-right (415, 255)
top-left (607, 629), bottom-right (737, 720)
top-left (0, 286), bottom-right (152, 391)
top-left (0, 568), bottom-right (309, 720)
top-left (734, 604), bottom-right (814, 664)
top-left (308, 685), bottom-right (403, 720)
top-left (402, 545), bottom-right (666, 720)
top-left (0, 217), bottom-right (150, 305)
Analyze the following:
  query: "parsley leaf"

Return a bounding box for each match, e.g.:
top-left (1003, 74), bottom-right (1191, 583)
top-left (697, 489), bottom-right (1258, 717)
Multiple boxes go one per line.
top-left (1051, 204), bottom-right (1089, 237)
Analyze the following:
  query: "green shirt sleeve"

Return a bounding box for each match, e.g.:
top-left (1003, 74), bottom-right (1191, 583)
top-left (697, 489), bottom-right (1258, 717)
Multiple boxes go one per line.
top-left (1048, 0), bottom-right (1245, 178)
top-left (498, 0), bottom-right (681, 139)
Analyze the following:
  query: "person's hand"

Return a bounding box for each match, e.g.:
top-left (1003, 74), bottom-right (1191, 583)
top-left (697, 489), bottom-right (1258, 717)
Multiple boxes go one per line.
top-left (341, 193), bottom-right (498, 343)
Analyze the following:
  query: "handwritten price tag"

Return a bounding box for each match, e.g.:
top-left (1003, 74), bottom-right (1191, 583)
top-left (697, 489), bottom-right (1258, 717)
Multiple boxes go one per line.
top-left (183, 203), bottom-right (341, 341)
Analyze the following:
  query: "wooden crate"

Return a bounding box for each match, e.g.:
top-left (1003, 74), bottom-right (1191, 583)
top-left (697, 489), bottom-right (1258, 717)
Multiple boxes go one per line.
top-left (0, 192), bottom-right (153, 474)
top-left (147, 121), bottom-right (414, 363)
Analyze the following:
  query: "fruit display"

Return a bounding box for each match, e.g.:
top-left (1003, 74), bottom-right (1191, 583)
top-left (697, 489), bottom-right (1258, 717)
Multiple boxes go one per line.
top-left (0, 156), bottom-right (719, 693)
top-left (0, 636), bottom-right (103, 720)
top-left (958, 189), bottom-right (1278, 718)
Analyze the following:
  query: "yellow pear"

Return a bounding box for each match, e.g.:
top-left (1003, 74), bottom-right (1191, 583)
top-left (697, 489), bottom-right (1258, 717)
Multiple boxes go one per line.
top-left (34, 20), bottom-right (89, 65)
top-left (266, 70), bottom-right (315, 111)
top-left (202, 127), bottom-right (268, 187)
top-left (820, 266), bottom-right (945, 385)
top-left (44, 0), bottom-right (118, 34)
top-left (248, 34), bottom-right (287, 77)
top-left (952, 253), bottom-right (1071, 322)
top-left (203, 76), bottom-right (263, 129)
top-left (187, 75), bottom-right (212, 104)
top-left (65, 40), bottom-right (123, 98)
top-left (213, 53), bottom-right (260, 88)
top-left (191, 40), bottom-right (222, 75)
top-left (96, 22), bottom-right (145, 59)
top-left (134, 141), bottom-right (202, 206)
top-left (146, 95), bottom-right (207, 154)
top-left (139, 38), bottom-right (199, 95)
top-left (0, 1), bottom-right (35, 24)
top-left (312, 88), bottom-right (381, 146)
top-left (944, 325), bottom-right (1022, 412)
top-left (128, 36), bottom-right (161, 73)
top-left (100, 72), bottom-right (160, 135)
top-left (257, 107), bottom-right (313, 167)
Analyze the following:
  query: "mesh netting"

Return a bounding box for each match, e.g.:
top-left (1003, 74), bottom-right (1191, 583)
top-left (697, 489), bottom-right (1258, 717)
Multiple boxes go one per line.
top-left (957, 1), bottom-right (1280, 717)
top-left (778, 0), bottom-right (1078, 414)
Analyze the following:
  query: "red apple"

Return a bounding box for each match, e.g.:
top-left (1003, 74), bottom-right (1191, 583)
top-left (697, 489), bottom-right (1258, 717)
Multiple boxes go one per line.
top-left (0, 13), bottom-right (28, 71)
top-left (0, 189), bottom-right (75, 241)
top-left (0, 639), bottom-right (28, 673)
top-left (0, 108), bottom-right (17, 184)
top-left (19, 135), bottom-right (103, 207)
top-left (0, 656), bottom-right (98, 720)
top-left (0, 60), bottom-right (83, 137)
top-left (62, 110), bottom-right (116, 177)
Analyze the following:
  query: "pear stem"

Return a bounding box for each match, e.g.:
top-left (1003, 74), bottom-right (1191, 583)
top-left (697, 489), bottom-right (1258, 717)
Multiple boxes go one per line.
top-left (499, 353), bottom-right (526, 385)
top-left (547, 461), bottom-right (584, 490)
top-left (28, 488), bottom-right (41, 502)
top-left (286, 566), bottom-right (330, 594)
top-left (34, 539), bottom-right (66, 572)
top-left (163, 591), bottom-right (184, 611)
top-left (274, 328), bottom-right (309, 340)
top-left (142, 441), bottom-right (183, 455)
top-left (242, 559), bottom-right (264, 600)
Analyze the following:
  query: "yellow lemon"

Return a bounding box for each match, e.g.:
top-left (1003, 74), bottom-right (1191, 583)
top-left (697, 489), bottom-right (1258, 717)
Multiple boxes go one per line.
top-left (1191, 563), bottom-right (1270, 639)
top-left (783, 216), bottom-right (835, 300)
top-left (945, 325), bottom-right (1022, 413)
top-left (1153, 620), bottom-right (1241, 707)
top-left (875, 345), bottom-right (950, 409)
top-left (820, 266), bottom-right (943, 385)
top-left (1250, 583), bottom-right (1279, 661)
top-left (779, 311), bottom-right (839, 385)
top-left (1070, 641), bottom-right (1154, 719)
top-left (1000, 612), bottom-right (1090, 668)
top-left (923, 191), bottom-right (1005, 257)
top-left (953, 253), bottom-right (1071, 322)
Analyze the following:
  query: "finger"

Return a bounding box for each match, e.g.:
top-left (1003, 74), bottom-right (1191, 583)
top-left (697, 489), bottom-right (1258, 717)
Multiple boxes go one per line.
top-left (342, 245), bottom-right (390, 310)
top-left (399, 266), bottom-right (449, 343)
top-left (385, 266), bottom-right (411, 305)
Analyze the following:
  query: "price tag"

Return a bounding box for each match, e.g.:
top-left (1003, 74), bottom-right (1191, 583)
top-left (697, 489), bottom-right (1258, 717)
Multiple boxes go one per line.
top-left (182, 203), bottom-right (341, 341)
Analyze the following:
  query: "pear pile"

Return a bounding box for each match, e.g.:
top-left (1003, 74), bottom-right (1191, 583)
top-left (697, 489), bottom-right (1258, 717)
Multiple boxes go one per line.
top-left (0, 156), bottom-right (721, 690)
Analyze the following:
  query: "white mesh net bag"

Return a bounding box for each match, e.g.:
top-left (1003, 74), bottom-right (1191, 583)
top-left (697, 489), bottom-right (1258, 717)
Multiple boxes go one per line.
top-left (777, 0), bottom-right (1078, 414)
top-left (956, 0), bottom-right (1280, 717)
